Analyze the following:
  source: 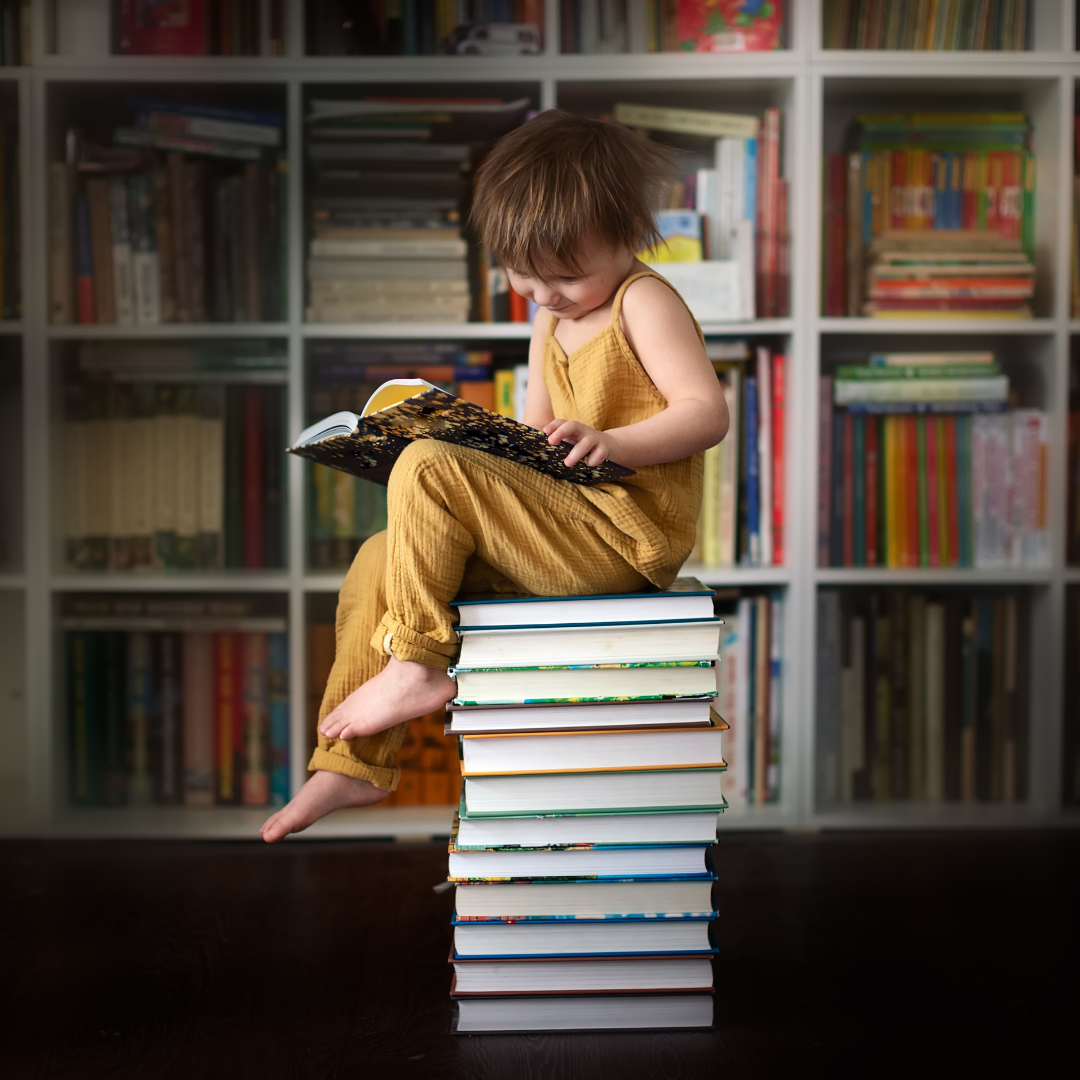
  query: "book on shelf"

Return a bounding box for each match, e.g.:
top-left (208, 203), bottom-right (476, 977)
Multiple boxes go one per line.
top-left (564, 3), bottom-right (782, 55)
top-left (695, 345), bottom-right (785, 568)
top-left (822, 0), bottom-right (1032, 51)
top-left (63, 595), bottom-right (289, 810)
top-left (114, 0), bottom-right (286, 56)
top-left (616, 103), bottom-right (787, 319)
top-left (62, 345), bottom-right (286, 573)
top-left (819, 356), bottom-right (1048, 569)
top-left (817, 588), bottom-right (1029, 805)
top-left (49, 104), bottom-right (287, 326)
top-left (823, 111), bottom-right (1036, 318)
top-left (290, 379), bottom-right (635, 488)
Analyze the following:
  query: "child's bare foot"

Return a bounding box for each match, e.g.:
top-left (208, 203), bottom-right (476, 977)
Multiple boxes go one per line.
top-left (260, 769), bottom-right (388, 843)
top-left (318, 656), bottom-right (456, 742)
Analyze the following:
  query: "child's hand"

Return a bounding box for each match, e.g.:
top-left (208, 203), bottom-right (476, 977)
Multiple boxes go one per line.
top-left (544, 419), bottom-right (623, 468)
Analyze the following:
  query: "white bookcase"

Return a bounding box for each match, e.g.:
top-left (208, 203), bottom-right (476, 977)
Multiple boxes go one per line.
top-left (2, 0), bottom-right (1079, 838)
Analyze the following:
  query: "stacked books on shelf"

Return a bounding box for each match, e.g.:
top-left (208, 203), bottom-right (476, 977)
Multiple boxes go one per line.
top-left (63, 343), bottom-right (286, 572)
top-left (63, 594), bottom-right (290, 809)
top-left (562, 0), bottom-right (783, 54)
top-left (49, 99), bottom-right (287, 326)
top-left (306, 343), bottom-right (495, 569)
top-left (817, 587), bottom-right (1029, 805)
top-left (306, 0), bottom-right (543, 55)
top-left (447, 579), bottom-right (724, 1033)
top-left (822, 0), bottom-right (1032, 51)
top-left (818, 352), bottom-right (1049, 569)
top-left (617, 102), bottom-right (788, 319)
top-left (823, 113), bottom-right (1035, 318)
top-left (715, 589), bottom-right (783, 806)
top-left (305, 96), bottom-right (530, 324)
top-left (696, 343), bottom-right (785, 568)
top-left (113, 0), bottom-right (287, 56)
top-left (0, 99), bottom-right (18, 319)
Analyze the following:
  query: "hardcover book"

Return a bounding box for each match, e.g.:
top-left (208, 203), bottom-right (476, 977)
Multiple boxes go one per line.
top-left (289, 379), bottom-right (634, 487)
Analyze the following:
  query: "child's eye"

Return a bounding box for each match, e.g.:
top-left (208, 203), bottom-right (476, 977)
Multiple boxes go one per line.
top-left (560, 277), bottom-right (578, 284)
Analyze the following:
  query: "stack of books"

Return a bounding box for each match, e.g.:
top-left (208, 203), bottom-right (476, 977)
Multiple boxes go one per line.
top-left (861, 231), bottom-right (1035, 319)
top-left (304, 97), bottom-right (530, 324)
top-left (819, 352), bottom-right (1049, 569)
top-left (445, 580), bottom-right (725, 1034)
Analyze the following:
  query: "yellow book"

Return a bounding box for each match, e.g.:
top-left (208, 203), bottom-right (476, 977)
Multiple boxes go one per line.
top-left (494, 369), bottom-right (515, 417)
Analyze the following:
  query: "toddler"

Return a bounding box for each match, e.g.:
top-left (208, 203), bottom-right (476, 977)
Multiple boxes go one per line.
top-left (261, 110), bottom-right (729, 843)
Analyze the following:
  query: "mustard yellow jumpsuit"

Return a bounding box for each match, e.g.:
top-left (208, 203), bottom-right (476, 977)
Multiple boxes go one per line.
top-left (311, 271), bottom-right (706, 791)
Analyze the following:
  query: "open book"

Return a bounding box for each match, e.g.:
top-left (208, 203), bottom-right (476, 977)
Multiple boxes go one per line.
top-left (288, 379), bottom-right (635, 487)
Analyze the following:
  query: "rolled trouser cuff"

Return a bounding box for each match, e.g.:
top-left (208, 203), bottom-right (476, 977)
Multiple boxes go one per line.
top-left (371, 614), bottom-right (459, 671)
top-left (308, 746), bottom-right (400, 792)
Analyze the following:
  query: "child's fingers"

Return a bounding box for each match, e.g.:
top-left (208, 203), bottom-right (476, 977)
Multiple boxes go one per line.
top-left (586, 445), bottom-right (609, 466)
top-left (546, 420), bottom-right (577, 445)
top-left (564, 435), bottom-right (595, 467)
top-left (542, 418), bottom-right (565, 435)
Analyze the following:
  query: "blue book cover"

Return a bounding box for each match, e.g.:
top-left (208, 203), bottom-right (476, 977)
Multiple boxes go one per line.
top-left (127, 96), bottom-right (283, 129)
top-left (743, 376), bottom-right (759, 565)
top-left (268, 632), bottom-right (290, 807)
top-left (451, 909), bottom-right (718, 925)
top-left (743, 137), bottom-right (757, 228)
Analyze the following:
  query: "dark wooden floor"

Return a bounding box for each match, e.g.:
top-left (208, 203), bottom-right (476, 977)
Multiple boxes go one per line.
top-left (1, 830), bottom-right (1077, 1079)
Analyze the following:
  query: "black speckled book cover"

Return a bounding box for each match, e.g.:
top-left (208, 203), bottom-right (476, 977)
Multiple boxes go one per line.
top-left (288, 387), bottom-right (635, 487)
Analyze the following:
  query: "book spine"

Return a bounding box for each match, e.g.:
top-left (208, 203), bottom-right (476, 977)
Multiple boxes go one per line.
top-left (753, 594), bottom-right (770, 804)
top-left (830, 403), bottom-right (844, 567)
top-left (262, 386), bottom-right (284, 568)
top-left (174, 387), bottom-right (201, 569)
top-left (152, 168), bottom-right (176, 322)
top-left (156, 631), bottom-right (182, 804)
top-left (215, 632), bottom-right (240, 804)
top-left (183, 632), bottom-right (216, 807)
top-left (243, 385), bottom-right (265, 568)
top-left (241, 632), bottom-right (270, 806)
top-left (268, 632), bottom-right (290, 808)
top-left (48, 162), bottom-right (74, 324)
top-left (74, 193), bottom-right (95, 324)
top-left (184, 161), bottom-right (208, 322)
top-left (916, 415), bottom-right (929, 567)
top-left (817, 589), bottom-right (840, 805)
top-left (152, 385), bottom-right (178, 568)
top-left (225, 386), bottom-right (245, 568)
top-left (167, 153), bottom-right (190, 321)
top-left (770, 352), bottom-right (785, 566)
top-left (129, 173), bottom-right (161, 326)
top-left (718, 375), bottom-right (740, 567)
top-left (67, 632), bottom-right (97, 805)
top-left (126, 630), bottom-right (153, 805)
top-left (842, 411), bottom-right (854, 567)
top-left (865, 414), bottom-right (880, 566)
top-left (926, 412), bottom-right (941, 567)
top-left (109, 175), bottom-right (135, 326)
top-left (86, 177), bottom-right (116, 324)
top-left (96, 632), bottom-right (127, 807)
top-left (818, 376), bottom-right (833, 566)
top-left (744, 377), bottom-right (760, 565)
top-left (852, 413), bottom-right (865, 566)
top-left (767, 592), bottom-right (782, 802)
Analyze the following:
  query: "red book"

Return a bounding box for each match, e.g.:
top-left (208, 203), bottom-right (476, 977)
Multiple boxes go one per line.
top-left (243, 386), bottom-right (264, 569)
top-left (509, 286), bottom-right (529, 323)
top-left (890, 151), bottom-right (906, 231)
top-left (770, 352), bottom-right (785, 566)
top-left (118, 0), bottom-right (208, 55)
top-left (214, 633), bottom-right (240, 805)
top-left (944, 415), bottom-right (960, 566)
top-left (842, 411), bottom-right (854, 567)
top-left (905, 415), bottom-right (919, 567)
top-left (926, 414), bottom-right (941, 568)
top-left (865, 415), bottom-right (879, 566)
top-left (824, 156), bottom-right (847, 316)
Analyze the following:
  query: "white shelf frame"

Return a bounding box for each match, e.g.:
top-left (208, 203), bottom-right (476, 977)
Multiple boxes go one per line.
top-left (5, 0), bottom-right (1080, 839)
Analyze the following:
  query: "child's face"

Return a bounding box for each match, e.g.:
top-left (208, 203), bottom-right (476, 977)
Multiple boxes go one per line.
top-left (504, 235), bottom-right (638, 320)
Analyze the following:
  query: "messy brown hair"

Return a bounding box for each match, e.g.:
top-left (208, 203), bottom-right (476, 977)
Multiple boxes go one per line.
top-left (470, 110), bottom-right (675, 279)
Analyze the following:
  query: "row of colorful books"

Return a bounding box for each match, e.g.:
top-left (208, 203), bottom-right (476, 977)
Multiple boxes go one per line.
top-left (307, 0), bottom-right (543, 55)
top-left (696, 345), bottom-right (785, 569)
top-left (305, 96), bottom-right (530, 324)
top-left (822, 113), bottom-right (1036, 318)
top-left (817, 588), bottom-right (1029, 805)
top-left (716, 590), bottom-right (783, 806)
top-left (63, 344), bottom-right (286, 572)
top-left (620, 102), bottom-right (788, 320)
top-left (113, 0), bottom-right (286, 56)
top-left (446, 578), bottom-right (722, 1033)
top-left (0, 107), bottom-right (18, 320)
top-left (818, 355), bottom-right (1049, 570)
top-left (64, 596), bottom-right (290, 809)
top-left (50, 100), bottom-right (287, 326)
top-left (561, 0), bottom-right (783, 54)
top-left (822, 0), bottom-right (1032, 50)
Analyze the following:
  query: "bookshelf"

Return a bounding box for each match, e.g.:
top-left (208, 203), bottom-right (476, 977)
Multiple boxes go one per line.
top-left (2, 0), bottom-right (1079, 839)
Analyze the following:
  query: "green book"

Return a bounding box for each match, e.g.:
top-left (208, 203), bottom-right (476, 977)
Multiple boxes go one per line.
top-left (916, 415), bottom-right (929, 568)
top-left (835, 364), bottom-right (1001, 380)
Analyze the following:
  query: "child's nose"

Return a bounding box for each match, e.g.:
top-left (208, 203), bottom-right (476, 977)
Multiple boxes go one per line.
top-left (532, 284), bottom-right (561, 307)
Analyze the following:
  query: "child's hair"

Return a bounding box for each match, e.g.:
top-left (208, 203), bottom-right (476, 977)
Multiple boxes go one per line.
top-left (470, 110), bottom-right (675, 279)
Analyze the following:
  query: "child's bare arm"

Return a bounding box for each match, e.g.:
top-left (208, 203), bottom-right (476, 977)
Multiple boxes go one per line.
top-left (547, 276), bottom-right (728, 468)
top-left (522, 307), bottom-right (556, 430)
